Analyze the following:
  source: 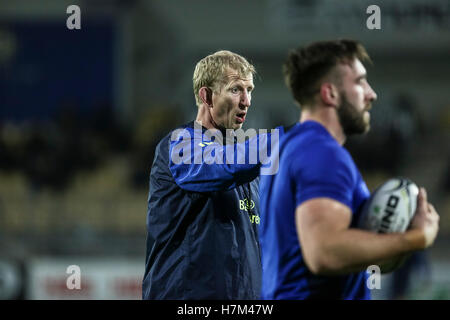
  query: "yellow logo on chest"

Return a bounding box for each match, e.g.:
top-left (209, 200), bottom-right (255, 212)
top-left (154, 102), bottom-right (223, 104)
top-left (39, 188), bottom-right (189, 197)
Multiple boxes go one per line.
top-left (239, 198), bottom-right (260, 224)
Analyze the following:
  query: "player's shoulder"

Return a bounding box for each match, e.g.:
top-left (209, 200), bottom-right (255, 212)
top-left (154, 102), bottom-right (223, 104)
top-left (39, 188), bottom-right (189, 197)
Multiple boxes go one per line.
top-left (282, 121), bottom-right (357, 175)
top-left (167, 121), bottom-right (196, 142)
top-left (155, 121), bottom-right (194, 159)
top-left (282, 121), bottom-right (343, 156)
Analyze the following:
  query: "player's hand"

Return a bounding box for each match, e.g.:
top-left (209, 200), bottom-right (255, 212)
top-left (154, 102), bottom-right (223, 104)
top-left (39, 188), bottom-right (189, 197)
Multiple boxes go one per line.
top-left (410, 187), bottom-right (440, 249)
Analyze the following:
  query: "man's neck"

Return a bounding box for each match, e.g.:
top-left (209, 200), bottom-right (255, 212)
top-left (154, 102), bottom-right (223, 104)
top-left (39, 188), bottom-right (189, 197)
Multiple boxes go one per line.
top-left (196, 104), bottom-right (217, 130)
top-left (299, 107), bottom-right (346, 145)
top-left (195, 105), bottom-right (230, 142)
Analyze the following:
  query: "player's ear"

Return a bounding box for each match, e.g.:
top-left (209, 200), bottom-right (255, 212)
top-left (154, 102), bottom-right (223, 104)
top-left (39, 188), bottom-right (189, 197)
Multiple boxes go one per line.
top-left (320, 83), bottom-right (339, 108)
top-left (199, 87), bottom-right (213, 107)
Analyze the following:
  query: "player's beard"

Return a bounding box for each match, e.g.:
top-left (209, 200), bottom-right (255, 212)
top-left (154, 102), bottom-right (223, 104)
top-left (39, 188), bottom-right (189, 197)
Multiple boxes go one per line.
top-left (337, 92), bottom-right (370, 136)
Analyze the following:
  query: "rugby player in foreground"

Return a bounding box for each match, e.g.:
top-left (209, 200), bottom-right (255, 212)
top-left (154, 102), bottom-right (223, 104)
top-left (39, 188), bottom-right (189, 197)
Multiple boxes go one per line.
top-left (259, 39), bottom-right (439, 299)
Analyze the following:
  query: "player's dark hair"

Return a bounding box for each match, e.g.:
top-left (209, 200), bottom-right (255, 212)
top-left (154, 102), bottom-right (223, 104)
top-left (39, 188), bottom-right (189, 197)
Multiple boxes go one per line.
top-left (283, 39), bottom-right (371, 108)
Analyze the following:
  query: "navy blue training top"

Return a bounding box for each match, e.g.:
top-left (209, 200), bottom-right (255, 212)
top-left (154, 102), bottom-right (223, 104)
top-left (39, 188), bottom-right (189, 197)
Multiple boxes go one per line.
top-left (143, 121), bottom-right (282, 299)
top-left (259, 121), bottom-right (371, 300)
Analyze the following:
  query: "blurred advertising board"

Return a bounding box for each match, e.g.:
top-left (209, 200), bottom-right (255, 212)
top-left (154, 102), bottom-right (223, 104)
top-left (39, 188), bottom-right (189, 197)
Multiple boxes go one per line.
top-left (26, 257), bottom-right (143, 300)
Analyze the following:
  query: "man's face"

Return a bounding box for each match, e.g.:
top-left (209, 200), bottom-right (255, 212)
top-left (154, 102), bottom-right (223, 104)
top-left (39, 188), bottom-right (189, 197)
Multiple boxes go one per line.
top-left (210, 69), bottom-right (254, 130)
top-left (335, 58), bottom-right (377, 136)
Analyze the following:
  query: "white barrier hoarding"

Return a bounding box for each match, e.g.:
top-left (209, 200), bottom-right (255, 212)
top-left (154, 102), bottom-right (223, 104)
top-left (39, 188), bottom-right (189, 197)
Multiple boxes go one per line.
top-left (27, 258), bottom-right (143, 300)
top-left (26, 257), bottom-right (450, 300)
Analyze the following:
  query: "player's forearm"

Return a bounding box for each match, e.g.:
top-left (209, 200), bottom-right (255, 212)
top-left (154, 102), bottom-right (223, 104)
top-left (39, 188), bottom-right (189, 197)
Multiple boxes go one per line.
top-left (169, 130), bottom-right (273, 191)
top-left (312, 228), bottom-right (425, 275)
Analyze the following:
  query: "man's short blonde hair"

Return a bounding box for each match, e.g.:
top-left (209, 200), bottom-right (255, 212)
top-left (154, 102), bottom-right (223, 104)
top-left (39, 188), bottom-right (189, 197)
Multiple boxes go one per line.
top-left (193, 50), bottom-right (256, 106)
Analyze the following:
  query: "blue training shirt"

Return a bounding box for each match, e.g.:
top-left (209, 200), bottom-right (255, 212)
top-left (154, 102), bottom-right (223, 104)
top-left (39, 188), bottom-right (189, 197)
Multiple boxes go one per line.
top-left (259, 120), bottom-right (371, 300)
top-left (143, 121), bottom-right (284, 299)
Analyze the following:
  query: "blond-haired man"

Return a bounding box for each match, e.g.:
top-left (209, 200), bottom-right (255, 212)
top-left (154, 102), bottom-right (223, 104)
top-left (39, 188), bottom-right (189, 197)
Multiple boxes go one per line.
top-left (143, 50), bottom-right (268, 299)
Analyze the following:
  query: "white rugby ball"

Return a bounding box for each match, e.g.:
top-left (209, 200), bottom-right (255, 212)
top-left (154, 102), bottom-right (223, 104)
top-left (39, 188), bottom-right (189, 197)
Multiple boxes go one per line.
top-left (358, 177), bottom-right (419, 234)
top-left (358, 177), bottom-right (419, 273)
